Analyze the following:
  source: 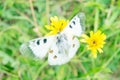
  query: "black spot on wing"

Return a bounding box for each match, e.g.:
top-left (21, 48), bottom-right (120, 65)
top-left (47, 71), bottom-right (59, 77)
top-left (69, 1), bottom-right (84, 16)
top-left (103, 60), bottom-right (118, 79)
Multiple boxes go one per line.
top-left (72, 21), bottom-right (75, 25)
top-left (69, 25), bottom-right (72, 28)
top-left (36, 40), bottom-right (40, 45)
top-left (43, 39), bottom-right (47, 43)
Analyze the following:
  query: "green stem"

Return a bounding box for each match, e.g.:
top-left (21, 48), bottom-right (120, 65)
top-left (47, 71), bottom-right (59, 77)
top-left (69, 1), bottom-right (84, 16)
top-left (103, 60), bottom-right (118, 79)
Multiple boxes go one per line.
top-left (91, 58), bottom-right (95, 68)
top-left (77, 47), bottom-right (87, 58)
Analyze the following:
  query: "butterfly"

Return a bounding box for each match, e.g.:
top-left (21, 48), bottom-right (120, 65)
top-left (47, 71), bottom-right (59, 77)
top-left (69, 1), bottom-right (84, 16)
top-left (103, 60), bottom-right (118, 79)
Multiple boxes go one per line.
top-left (20, 12), bottom-right (85, 65)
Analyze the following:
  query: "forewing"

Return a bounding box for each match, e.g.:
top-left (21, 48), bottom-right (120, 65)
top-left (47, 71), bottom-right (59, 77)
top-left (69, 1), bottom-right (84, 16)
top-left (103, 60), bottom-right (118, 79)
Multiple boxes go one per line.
top-left (20, 36), bottom-right (56, 59)
top-left (62, 12), bottom-right (85, 37)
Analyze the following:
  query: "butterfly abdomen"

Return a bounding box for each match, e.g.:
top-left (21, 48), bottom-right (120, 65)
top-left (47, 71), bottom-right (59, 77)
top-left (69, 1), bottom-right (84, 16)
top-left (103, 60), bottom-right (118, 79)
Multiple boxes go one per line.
top-left (56, 34), bottom-right (70, 54)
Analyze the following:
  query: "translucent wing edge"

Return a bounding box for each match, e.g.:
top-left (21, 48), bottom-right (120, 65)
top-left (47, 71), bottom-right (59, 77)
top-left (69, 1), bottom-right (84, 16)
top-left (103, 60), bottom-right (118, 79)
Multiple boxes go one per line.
top-left (77, 12), bottom-right (86, 32)
top-left (19, 42), bottom-right (35, 58)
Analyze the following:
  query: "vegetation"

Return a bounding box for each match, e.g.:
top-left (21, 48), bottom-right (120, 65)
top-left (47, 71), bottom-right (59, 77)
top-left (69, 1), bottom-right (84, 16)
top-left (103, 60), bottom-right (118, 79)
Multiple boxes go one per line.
top-left (0, 0), bottom-right (120, 80)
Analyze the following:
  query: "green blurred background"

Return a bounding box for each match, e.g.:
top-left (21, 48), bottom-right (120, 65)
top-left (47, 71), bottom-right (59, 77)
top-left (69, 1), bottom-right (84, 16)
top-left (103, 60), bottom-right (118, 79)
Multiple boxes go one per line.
top-left (0, 0), bottom-right (120, 80)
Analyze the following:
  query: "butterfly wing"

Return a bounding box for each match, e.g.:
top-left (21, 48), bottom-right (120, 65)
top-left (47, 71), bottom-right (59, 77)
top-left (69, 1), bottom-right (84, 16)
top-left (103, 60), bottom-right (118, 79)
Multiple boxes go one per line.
top-left (62, 12), bottom-right (85, 37)
top-left (20, 12), bottom-right (85, 65)
top-left (20, 36), bottom-right (56, 59)
top-left (48, 13), bottom-right (85, 65)
top-left (48, 34), bottom-right (80, 65)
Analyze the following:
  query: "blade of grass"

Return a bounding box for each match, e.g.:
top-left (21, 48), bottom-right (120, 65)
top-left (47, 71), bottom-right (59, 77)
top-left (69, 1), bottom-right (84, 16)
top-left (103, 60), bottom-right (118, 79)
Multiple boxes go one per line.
top-left (102, 48), bottom-right (120, 68)
top-left (94, 8), bottom-right (99, 32)
top-left (29, 0), bottom-right (41, 36)
top-left (33, 61), bottom-right (48, 80)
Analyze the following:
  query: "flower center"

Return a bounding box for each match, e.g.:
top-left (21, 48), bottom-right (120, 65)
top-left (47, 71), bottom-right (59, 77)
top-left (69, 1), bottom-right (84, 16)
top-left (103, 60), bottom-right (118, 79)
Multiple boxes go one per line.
top-left (91, 40), bottom-right (97, 47)
top-left (93, 40), bottom-right (96, 44)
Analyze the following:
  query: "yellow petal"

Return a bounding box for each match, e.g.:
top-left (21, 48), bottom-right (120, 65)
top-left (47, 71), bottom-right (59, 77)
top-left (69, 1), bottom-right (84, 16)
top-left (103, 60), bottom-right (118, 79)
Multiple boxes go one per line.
top-left (45, 31), bottom-right (54, 36)
top-left (97, 48), bottom-right (103, 53)
top-left (45, 25), bottom-right (50, 29)
top-left (81, 34), bottom-right (89, 39)
top-left (90, 31), bottom-right (93, 37)
top-left (50, 16), bottom-right (58, 22)
top-left (90, 52), bottom-right (97, 58)
top-left (91, 49), bottom-right (97, 58)
top-left (95, 30), bottom-right (101, 36)
top-left (82, 30), bottom-right (106, 58)
top-left (46, 16), bottom-right (69, 36)
top-left (101, 33), bottom-right (106, 40)
top-left (80, 39), bottom-right (86, 43)
top-left (92, 53), bottom-right (97, 58)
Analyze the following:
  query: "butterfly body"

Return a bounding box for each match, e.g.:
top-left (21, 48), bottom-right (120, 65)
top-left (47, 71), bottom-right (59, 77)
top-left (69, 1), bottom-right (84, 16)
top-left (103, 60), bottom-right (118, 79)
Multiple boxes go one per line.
top-left (48, 33), bottom-right (80, 65)
top-left (20, 12), bottom-right (85, 65)
top-left (56, 33), bottom-right (69, 54)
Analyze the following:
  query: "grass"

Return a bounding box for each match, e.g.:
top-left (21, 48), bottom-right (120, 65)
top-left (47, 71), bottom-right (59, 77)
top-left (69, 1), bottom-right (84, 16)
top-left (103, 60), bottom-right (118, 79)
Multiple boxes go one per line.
top-left (0, 0), bottom-right (120, 80)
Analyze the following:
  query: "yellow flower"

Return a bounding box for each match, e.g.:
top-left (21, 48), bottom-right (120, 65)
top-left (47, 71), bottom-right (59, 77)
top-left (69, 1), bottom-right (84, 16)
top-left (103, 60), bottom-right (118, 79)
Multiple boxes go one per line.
top-left (80, 30), bottom-right (106, 58)
top-left (45, 16), bottom-right (69, 36)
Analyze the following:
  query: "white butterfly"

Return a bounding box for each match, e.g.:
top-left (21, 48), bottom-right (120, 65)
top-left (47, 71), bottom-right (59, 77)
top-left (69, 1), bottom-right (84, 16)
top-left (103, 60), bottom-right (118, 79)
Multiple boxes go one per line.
top-left (20, 13), bottom-right (85, 65)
